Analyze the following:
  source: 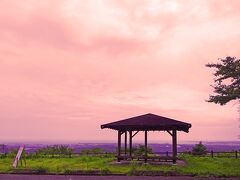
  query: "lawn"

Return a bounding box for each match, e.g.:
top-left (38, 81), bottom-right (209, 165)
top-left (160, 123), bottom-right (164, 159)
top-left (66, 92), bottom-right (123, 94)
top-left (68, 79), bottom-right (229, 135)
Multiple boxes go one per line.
top-left (0, 154), bottom-right (239, 177)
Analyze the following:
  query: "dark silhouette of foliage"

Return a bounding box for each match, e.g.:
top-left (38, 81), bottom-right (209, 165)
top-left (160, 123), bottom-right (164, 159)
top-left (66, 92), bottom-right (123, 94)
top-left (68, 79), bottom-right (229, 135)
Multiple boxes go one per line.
top-left (132, 145), bottom-right (153, 156)
top-left (192, 141), bottom-right (207, 155)
top-left (81, 148), bottom-right (105, 155)
top-left (6, 148), bottom-right (18, 158)
top-left (35, 145), bottom-right (74, 157)
top-left (206, 56), bottom-right (240, 105)
top-left (116, 145), bottom-right (153, 156)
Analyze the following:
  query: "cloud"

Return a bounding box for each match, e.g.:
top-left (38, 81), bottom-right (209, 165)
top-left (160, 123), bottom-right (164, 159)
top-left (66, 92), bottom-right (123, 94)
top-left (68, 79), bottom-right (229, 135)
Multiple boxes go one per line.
top-left (0, 0), bottom-right (239, 142)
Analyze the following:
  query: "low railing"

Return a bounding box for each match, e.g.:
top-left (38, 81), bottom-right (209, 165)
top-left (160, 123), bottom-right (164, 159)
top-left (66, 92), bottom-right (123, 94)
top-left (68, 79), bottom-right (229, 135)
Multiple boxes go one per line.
top-left (155, 151), bottom-right (239, 158)
top-left (73, 151), bottom-right (240, 159)
top-left (204, 151), bottom-right (239, 158)
top-left (2, 150), bottom-right (239, 159)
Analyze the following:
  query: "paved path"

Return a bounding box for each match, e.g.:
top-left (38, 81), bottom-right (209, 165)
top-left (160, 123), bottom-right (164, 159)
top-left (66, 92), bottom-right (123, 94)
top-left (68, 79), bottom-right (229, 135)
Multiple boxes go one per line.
top-left (0, 175), bottom-right (239, 180)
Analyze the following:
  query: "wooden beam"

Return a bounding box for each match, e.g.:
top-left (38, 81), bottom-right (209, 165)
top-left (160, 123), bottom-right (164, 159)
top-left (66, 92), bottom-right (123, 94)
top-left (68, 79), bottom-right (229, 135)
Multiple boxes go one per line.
top-left (172, 129), bottom-right (177, 164)
top-left (129, 131), bottom-right (132, 157)
top-left (144, 130), bottom-right (148, 163)
top-left (132, 131), bottom-right (139, 138)
top-left (117, 131), bottom-right (121, 162)
top-left (124, 131), bottom-right (127, 155)
top-left (167, 130), bottom-right (173, 136)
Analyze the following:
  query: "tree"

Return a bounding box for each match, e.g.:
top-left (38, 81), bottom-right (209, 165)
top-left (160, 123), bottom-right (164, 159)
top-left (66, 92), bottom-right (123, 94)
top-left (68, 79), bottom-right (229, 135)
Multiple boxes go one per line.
top-left (192, 141), bottom-right (207, 155)
top-left (206, 56), bottom-right (240, 105)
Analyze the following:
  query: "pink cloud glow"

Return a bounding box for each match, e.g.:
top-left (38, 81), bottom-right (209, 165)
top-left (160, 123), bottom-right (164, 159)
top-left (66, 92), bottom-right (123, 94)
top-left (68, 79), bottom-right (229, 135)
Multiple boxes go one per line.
top-left (0, 0), bottom-right (240, 142)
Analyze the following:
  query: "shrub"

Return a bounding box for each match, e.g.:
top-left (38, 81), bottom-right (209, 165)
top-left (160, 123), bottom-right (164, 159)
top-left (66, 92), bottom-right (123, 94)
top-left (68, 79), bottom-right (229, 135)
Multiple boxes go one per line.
top-left (100, 167), bottom-right (111, 175)
top-left (127, 162), bottom-right (137, 176)
top-left (35, 145), bottom-right (74, 157)
top-left (80, 148), bottom-right (105, 155)
top-left (33, 166), bottom-right (48, 174)
top-left (6, 148), bottom-right (18, 158)
top-left (91, 148), bottom-right (104, 154)
top-left (192, 141), bottom-right (208, 155)
top-left (0, 153), bottom-right (6, 158)
top-left (133, 145), bottom-right (153, 156)
top-left (64, 168), bottom-right (72, 175)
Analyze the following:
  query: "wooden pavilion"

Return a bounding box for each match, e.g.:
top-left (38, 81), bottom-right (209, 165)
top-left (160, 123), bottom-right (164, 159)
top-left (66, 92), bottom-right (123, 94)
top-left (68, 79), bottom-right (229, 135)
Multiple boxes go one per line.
top-left (101, 113), bottom-right (191, 163)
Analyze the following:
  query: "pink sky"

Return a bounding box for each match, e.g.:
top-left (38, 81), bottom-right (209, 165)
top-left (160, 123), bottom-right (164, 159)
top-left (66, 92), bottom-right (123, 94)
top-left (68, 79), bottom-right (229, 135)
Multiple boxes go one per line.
top-left (1, 0), bottom-right (240, 143)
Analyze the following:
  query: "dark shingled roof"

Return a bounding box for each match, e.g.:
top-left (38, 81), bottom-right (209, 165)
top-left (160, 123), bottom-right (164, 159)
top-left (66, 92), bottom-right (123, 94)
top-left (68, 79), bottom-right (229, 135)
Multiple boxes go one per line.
top-left (101, 113), bottom-right (191, 133)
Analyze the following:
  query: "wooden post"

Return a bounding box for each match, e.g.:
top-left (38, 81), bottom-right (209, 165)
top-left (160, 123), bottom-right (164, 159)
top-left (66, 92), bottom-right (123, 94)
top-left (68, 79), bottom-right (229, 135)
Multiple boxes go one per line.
top-left (129, 131), bottom-right (132, 158)
top-left (235, 151), bottom-right (238, 159)
top-left (13, 145), bottom-right (25, 168)
top-left (145, 130), bottom-right (148, 163)
top-left (172, 130), bottom-right (177, 164)
top-left (124, 131), bottom-right (127, 157)
top-left (211, 150), bottom-right (213, 158)
top-left (117, 130), bottom-right (121, 162)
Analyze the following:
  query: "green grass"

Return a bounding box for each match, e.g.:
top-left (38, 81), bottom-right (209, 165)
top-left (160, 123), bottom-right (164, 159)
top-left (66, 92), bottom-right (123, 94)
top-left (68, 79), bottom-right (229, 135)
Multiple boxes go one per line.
top-left (175, 154), bottom-right (240, 177)
top-left (0, 154), bottom-right (239, 177)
